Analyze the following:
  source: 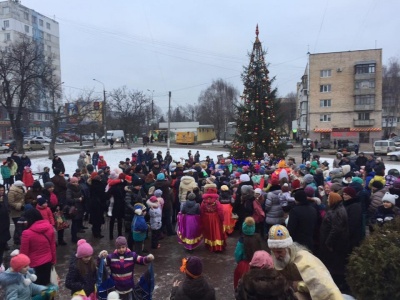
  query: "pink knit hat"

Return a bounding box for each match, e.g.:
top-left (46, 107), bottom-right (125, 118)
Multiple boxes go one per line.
top-left (249, 250), bottom-right (274, 269)
top-left (76, 239), bottom-right (93, 258)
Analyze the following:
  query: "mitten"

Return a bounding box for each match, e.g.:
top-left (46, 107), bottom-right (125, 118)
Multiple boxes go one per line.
top-left (146, 254), bottom-right (154, 262)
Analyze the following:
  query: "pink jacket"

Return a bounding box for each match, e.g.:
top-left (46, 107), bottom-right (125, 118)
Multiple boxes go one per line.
top-left (36, 204), bottom-right (55, 226)
top-left (20, 220), bottom-right (56, 267)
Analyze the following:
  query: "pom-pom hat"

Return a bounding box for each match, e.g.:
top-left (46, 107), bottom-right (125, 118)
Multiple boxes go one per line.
top-left (268, 225), bottom-right (293, 249)
top-left (10, 252), bottom-right (30, 272)
top-left (76, 239), bottom-right (93, 258)
top-left (180, 256), bottom-right (203, 278)
top-left (242, 217), bottom-right (255, 236)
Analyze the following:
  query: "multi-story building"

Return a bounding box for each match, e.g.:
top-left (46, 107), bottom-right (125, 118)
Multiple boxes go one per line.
top-left (296, 49), bottom-right (382, 146)
top-left (0, 0), bottom-right (61, 138)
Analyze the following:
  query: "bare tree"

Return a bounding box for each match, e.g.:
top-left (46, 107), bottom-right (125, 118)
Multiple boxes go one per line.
top-left (276, 92), bottom-right (297, 136)
top-left (197, 79), bottom-right (239, 141)
top-left (382, 57), bottom-right (400, 138)
top-left (0, 38), bottom-right (56, 152)
top-left (108, 86), bottom-right (151, 147)
top-left (47, 89), bottom-right (100, 158)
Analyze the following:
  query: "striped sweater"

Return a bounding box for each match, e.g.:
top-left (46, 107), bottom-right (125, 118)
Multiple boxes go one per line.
top-left (106, 249), bottom-right (149, 294)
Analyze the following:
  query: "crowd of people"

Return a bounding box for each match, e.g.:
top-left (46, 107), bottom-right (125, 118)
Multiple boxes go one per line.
top-left (0, 145), bottom-right (397, 299)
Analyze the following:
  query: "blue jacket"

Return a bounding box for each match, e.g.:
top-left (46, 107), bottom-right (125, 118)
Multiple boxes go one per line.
top-left (0, 269), bottom-right (46, 300)
top-left (132, 215), bottom-right (148, 241)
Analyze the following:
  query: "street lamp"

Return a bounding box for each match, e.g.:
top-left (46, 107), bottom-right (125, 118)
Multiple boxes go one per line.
top-left (93, 78), bottom-right (107, 145)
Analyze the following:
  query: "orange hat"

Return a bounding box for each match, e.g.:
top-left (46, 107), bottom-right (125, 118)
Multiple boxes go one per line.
top-left (90, 172), bottom-right (98, 180)
top-left (328, 192), bottom-right (342, 206)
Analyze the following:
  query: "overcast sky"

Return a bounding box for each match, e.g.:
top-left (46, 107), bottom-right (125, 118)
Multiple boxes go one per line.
top-left (23, 0), bottom-right (399, 112)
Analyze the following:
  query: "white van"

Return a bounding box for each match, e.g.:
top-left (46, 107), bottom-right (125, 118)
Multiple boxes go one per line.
top-left (373, 140), bottom-right (396, 155)
top-left (106, 130), bottom-right (125, 142)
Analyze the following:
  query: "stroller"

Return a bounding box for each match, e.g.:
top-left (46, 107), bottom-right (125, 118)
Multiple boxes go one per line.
top-left (132, 263), bottom-right (155, 300)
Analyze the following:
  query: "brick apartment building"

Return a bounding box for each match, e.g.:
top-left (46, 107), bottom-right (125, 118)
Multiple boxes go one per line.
top-left (296, 49), bottom-right (383, 146)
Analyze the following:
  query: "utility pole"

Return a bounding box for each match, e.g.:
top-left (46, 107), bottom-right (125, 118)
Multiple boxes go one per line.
top-left (93, 79), bottom-right (108, 145)
top-left (167, 91), bottom-right (171, 150)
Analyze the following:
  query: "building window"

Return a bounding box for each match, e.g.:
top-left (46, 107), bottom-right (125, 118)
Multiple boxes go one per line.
top-left (359, 132), bottom-right (370, 143)
top-left (320, 84), bottom-right (331, 93)
top-left (37, 113), bottom-right (43, 121)
top-left (302, 116), bottom-right (306, 122)
top-left (45, 114), bottom-right (50, 120)
top-left (358, 113), bottom-right (370, 120)
top-left (3, 20), bottom-right (9, 28)
top-left (24, 12), bottom-right (29, 20)
top-left (39, 30), bottom-right (44, 39)
top-left (2, 7), bottom-right (9, 14)
top-left (5, 33), bottom-right (10, 41)
top-left (355, 79), bottom-right (375, 89)
top-left (46, 33), bottom-right (51, 41)
top-left (355, 63), bottom-right (375, 74)
top-left (46, 22), bottom-right (50, 30)
top-left (320, 69), bottom-right (331, 77)
top-left (24, 25), bottom-right (29, 33)
top-left (39, 19), bottom-right (43, 26)
top-left (47, 45), bottom-right (51, 53)
top-left (355, 95), bottom-right (375, 105)
top-left (320, 114), bottom-right (331, 122)
top-left (32, 15), bottom-right (37, 24)
top-left (320, 99), bottom-right (331, 107)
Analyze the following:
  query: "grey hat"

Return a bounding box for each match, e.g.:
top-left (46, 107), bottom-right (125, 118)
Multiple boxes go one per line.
top-left (44, 182), bottom-right (54, 189)
top-left (303, 174), bottom-right (314, 184)
top-left (187, 192), bottom-right (196, 200)
top-left (241, 185), bottom-right (254, 195)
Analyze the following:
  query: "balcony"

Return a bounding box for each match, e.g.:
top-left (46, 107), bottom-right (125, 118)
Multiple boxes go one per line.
top-left (354, 104), bottom-right (375, 111)
top-left (354, 119), bottom-right (375, 126)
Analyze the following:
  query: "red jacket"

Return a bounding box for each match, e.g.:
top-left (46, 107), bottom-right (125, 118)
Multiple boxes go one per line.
top-left (22, 170), bottom-right (34, 187)
top-left (20, 219), bottom-right (56, 267)
top-left (36, 204), bottom-right (55, 226)
top-left (97, 159), bottom-right (107, 169)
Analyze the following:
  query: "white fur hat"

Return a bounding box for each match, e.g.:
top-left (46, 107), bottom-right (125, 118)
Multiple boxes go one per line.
top-left (107, 291), bottom-right (120, 299)
top-left (268, 225), bottom-right (293, 249)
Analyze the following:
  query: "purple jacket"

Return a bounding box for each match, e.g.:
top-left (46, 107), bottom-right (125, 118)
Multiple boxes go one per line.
top-left (106, 249), bottom-right (149, 293)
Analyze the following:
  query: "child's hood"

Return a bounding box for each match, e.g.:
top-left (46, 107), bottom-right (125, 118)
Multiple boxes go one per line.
top-left (0, 269), bottom-right (23, 286)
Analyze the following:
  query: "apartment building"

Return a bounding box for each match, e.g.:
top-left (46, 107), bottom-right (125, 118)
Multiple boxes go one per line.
top-left (0, 0), bottom-right (61, 138)
top-left (297, 49), bottom-right (382, 145)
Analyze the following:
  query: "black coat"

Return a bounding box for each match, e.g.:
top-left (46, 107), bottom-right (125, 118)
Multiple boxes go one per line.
top-left (170, 276), bottom-right (215, 300)
top-left (89, 179), bottom-right (107, 225)
top-left (65, 256), bottom-right (97, 296)
top-left (154, 178), bottom-right (173, 212)
top-left (0, 195), bottom-right (10, 244)
top-left (343, 198), bottom-right (363, 251)
top-left (287, 202), bottom-right (318, 252)
top-left (319, 202), bottom-right (349, 275)
top-left (106, 181), bottom-right (125, 219)
top-left (51, 175), bottom-right (67, 204)
top-left (66, 183), bottom-right (83, 220)
top-left (52, 158), bottom-right (65, 174)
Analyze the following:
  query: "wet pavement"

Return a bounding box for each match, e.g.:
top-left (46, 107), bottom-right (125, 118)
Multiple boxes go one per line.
top-left (4, 219), bottom-right (268, 300)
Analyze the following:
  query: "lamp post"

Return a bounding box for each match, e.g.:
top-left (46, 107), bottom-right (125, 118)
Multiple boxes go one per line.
top-left (147, 89), bottom-right (154, 137)
top-left (93, 79), bottom-right (107, 145)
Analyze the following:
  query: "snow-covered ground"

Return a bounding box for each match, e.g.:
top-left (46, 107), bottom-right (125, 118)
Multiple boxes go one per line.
top-left (4, 144), bottom-right (399, 181)
top-left (29, 146), bottom-right (230, 178)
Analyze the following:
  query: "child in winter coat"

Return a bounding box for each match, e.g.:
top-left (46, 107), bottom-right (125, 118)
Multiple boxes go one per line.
top-left (278, 183), bottom-right (295, 208)
top-left (0, 250), bottom-right (47, 300)
top-left (99, 236), bottom-right (154, 299)
top-left (131, 204), bottom-right (148, 255)
top-left (105, 171), bottom-right (123, 217)
top-left (153, 189), bottom-right (165, 208)
top-left (22, 166), bottom-right (34, 189)
top-left (253, 188), bottom-right (266, 237)
top-left (146, 196), bottom-right (162, 249)
top-left (374, 192), bottom-right (400, 225)
top-left (1, 160), bottom-right (11, 191)
top-left (35, 195), bottom-right (55, 226)
top-left (97, 156), bottom-right (107, 170)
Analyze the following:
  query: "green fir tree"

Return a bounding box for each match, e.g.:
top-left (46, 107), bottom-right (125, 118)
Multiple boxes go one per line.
top-left (230, 25), bottom-right (285, 160)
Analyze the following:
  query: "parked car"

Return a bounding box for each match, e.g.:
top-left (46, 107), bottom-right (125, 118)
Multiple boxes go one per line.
top-left (0, 144), bottom-right (10, 153)
top-left (387, 151), bottom-right (400, 161)
top-left (23, 140), bottom-right (46, 151)
top-left (60, 133), bottom-right (80, 142)
top-left (3, 139), bottom-right (16, 150)
top-left (389, 136), bottom-right (400, 147)
top-left (320, 139), bottom-right (331, 149)
top-left (373, 140), bottom-right (396, 155)
top-left (31, 136), bottom-right (51, 143)
top-left (338, 141), bottom-right (356, 153)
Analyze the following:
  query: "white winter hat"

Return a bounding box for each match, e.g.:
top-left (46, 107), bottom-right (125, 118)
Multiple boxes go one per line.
top-left (13, 181), bottom-right (25, 187)
top-left (109, 171), bottom-right (118, 180)
top-left (239, 174), bottom-right (250, 182)
top-left (254, 188), bottom-right (262, 194)
top-left (382, 192), bottom-right (399, 205)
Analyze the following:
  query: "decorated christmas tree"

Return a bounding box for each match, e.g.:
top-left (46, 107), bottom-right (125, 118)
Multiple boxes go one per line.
top-left (230, 25), bottom-right (285, 160)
